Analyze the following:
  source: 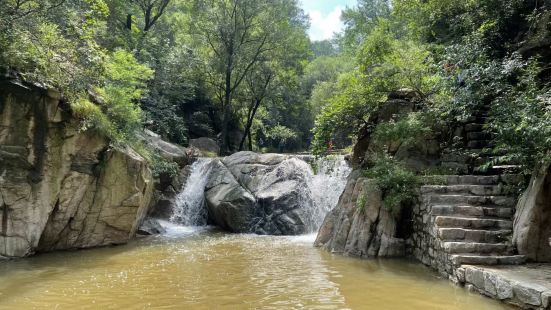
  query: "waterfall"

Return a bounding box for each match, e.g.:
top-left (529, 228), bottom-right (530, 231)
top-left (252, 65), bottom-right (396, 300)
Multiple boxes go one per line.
top-left (170, 158), bottom-right (213, 226)
top-left (170, 155), bottom-right (351, 232)
top-left (307, 156), bottom-right (352, 230)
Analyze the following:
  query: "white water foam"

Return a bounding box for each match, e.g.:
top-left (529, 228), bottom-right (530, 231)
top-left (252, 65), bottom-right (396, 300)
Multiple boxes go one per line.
top-left (170, 155), bottom-right (351, 234)
top-left (170, 158), bottom-right (213, 226)
top-left (307, 156), bottom-right (352, 230)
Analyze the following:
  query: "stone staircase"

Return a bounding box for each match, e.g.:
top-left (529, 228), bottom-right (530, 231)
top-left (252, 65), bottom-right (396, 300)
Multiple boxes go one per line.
top-left (441, 104), bottom-right (521, 175)
top-left (420, 174), bottom-right (526, 270)
top-left (411, 103), bottom-right (528, 278)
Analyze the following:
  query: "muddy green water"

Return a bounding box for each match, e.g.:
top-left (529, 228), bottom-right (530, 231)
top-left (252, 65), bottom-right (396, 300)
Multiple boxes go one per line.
top-left (0, 227), bottom-right (506, 309)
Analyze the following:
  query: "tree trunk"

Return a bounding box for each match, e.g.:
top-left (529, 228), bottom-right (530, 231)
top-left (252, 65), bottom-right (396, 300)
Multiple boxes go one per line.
top-left (126, 14), bottom-right (132, 30)
top-left (239, 98), bottom-right (261, 151)
top-left (221, 48), bottom-right (234, 154)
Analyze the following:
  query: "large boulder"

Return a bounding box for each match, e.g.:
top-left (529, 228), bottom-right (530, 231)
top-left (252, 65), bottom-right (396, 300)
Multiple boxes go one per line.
top-left (513, 161), bottom-right (551, 262)
top-left (204, 152), bottom-right (315, 235)
top-left (141, 129), bottom-right (197, 167)
top-left (0, 75), bottom-right (153, 257)
top-left (314, 171), bottom-right (406, 257)
top-left (190, 137), bottom-right (220, 156)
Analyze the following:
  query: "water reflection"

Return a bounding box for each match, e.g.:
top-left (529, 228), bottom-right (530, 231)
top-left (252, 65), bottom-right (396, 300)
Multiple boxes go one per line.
top-left (0, 229), bottom-right (506, 309)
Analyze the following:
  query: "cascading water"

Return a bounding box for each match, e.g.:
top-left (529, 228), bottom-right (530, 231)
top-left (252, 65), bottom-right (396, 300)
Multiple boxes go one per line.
top-left (170, 158), bottom-right (213, 226)
top-left (307, 156), bottom-right (352, 230)
top-left (170, 154), bottom-right (351, 233)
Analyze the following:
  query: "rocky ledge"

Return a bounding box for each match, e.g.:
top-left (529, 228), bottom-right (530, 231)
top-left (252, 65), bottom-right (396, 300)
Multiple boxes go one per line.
top-left (0, 77), bottom-right (154, 257)
top-left (314, 171), bottom-right (407, 257)
top-left (459, 264), bottom-right (551, 309)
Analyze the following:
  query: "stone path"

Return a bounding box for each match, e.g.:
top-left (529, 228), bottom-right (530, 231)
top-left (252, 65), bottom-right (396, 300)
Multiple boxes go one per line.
top-left (458, 264), bottom-right (551, 309)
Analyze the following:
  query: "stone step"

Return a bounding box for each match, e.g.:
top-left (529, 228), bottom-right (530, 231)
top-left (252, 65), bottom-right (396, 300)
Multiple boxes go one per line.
top-left (450, 255), bottom-right (526, 266)
top-left (438, 228), bottom-right (512, 243)
top-left (443, 175), bottom-right (500, 185)
top-left (443, 242), bottom-right (513, 255)
top-left (466, 148), bottom-right (499, 156)
top-left (440, 162), bottom-right (469, 174)
top-left (474, 165), bottom-right (523, 175)
top-left (424, 194), bottom-right (516, 207)
top-left (466, 116), bottom-right (490, 123)
top-left (467, 140), bottom-right (492, 149)
top-left (441, 153), bottom-right (471, 163)
top-left (435, 216), bottom-right (513, 230)
top-left (465, 124), bottom-right (484, 132)
top-left (431, 205), bottom-right (514, 219)
top-left (466, 132), bottom-right (491, 140)
top-left (421, 185), bottom-right (506, 196)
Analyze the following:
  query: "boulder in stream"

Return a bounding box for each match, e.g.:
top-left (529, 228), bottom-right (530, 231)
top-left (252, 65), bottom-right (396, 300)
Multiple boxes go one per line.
top-left (204, 152), bottom-right (316, 235)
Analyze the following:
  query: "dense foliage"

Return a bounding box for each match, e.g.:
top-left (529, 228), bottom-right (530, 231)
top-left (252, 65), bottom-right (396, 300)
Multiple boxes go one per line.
top-left (1, 0), bottom-right (549, 170)
top-left (363, 153), bottom-right (420, 216)
top-left (310, 0), bottom-right (551, 175)
top-left (0, 0), bottom-right (314, 153)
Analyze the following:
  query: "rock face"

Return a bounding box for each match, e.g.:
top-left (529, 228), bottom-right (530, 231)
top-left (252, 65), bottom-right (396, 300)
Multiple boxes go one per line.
top-left (204, 152), bottom-right (315, 235)
top-left (513, 161), bottom-right (551, 262)
top-left (314, 171), bottom-right (406, 257)
top-left (0, 76), bottom-right (153, 257)
top-left (190, 137), bottom-right (220, 156)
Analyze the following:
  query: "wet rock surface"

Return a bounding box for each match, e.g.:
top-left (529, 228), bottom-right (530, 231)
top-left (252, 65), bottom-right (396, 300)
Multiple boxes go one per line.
top-left (204, 152), bottom-right (316, 235)
top-left (137, 218), bottom-right (166, 235)
top-left (143, 130), bottom-right (198, 221)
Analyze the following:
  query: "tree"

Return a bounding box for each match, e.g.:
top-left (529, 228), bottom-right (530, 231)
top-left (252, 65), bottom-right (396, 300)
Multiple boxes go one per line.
top-left (310, 40), bottom-right (340, 58)
top-left (190, 0), bottom-right (308, 154)
top-left (238, 63), bottom-right (274, 151)
top-left (341, 0), bottom-right (391, 49)
top-left (130, 0), bottom-right (171, 32)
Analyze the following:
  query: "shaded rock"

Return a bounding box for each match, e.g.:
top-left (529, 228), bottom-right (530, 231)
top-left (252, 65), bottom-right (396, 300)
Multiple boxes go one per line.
top-left (137, 218), bottom-right (166, 235)
top-left (513, 161), bottom-right (551, 262)
top-left (141, 129), bottom-right (197, 168)
top-left (146, 144), bottom-right (196, 221)
top-left (190, 137), bottom-right (220, 156)
top-left (350, 98), bottom-right (440, 171)
top-left (314, 171), bottom-right (407, 258)
top-left (204, 151), bottom-right (315, 235)
top-left (0, 78), bottom-right (154, 257)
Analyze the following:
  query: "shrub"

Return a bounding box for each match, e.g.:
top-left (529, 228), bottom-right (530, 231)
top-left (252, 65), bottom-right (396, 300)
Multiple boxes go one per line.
top-left (436, 39), bottom-right (551, 172)
top-left (356, 194), bottom-right (367, 212)
top-left (372, 112), bottom-right (432, 151)
top-left (363, 154), bottom-right (419, 217)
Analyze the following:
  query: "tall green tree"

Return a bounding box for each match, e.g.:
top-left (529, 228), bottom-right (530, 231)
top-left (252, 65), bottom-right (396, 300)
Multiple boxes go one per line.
top-left (190, 0), bottom-right (308, 153)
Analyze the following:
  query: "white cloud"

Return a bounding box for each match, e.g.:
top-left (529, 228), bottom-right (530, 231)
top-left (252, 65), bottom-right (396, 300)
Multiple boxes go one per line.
top-left (307, 6), bottom-right (344, 41)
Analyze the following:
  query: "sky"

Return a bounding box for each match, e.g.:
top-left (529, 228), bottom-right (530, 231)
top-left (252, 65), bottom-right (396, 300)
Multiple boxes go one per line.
top-left (300, 0), bottom-right (358, 41)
